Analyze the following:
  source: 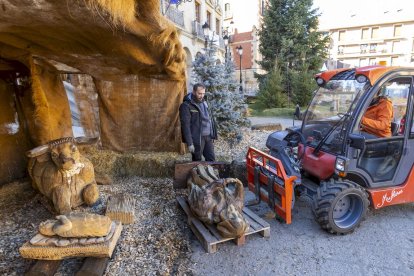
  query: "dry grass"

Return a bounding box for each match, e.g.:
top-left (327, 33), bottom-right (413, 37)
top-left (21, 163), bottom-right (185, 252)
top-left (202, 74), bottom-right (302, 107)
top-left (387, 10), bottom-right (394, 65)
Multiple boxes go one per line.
top-left (86, 0), bottom-right (136, 28)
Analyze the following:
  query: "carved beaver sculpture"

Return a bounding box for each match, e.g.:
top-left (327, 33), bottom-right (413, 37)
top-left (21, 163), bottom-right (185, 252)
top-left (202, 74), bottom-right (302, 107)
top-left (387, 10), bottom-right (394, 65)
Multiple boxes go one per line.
top-left (27, 137), bottom-right (99, 214)
top-left (187, 164), bottom-right (249, 238)
top-left (39, 213), bottom-right (112, 238)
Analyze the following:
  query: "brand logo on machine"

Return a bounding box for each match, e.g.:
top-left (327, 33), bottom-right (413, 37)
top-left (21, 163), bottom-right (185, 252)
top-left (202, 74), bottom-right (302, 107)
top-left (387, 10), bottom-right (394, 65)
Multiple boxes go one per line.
top-left (376, 189), bottom-right (403, 208)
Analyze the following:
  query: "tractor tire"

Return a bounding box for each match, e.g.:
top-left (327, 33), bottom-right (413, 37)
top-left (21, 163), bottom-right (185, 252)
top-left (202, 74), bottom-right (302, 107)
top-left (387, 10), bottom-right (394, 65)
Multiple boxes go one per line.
top-left (312, 179), bottom-right (369, 235)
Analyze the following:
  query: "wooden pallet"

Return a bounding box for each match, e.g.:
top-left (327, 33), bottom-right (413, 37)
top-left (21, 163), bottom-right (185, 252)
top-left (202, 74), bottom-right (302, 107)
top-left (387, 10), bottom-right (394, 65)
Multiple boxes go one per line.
top-left (177, 196), bottom-right (270, 253)
top-left (25, 257), bottom-right (110, 276)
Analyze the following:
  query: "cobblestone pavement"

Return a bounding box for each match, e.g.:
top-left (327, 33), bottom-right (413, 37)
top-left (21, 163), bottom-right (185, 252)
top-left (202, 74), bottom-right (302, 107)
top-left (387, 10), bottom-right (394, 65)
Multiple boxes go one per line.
top-left (190, 190), bottom-right (414, 275)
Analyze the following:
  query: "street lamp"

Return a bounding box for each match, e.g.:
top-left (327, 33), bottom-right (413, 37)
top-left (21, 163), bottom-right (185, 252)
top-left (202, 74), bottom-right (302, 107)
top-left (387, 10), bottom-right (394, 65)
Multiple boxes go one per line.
top-left (223, 34), bottom-right (229, 60)
top-left (202, 22), bottom-right (210, 49)
top-left (236, 45), bottom-right (243, 92)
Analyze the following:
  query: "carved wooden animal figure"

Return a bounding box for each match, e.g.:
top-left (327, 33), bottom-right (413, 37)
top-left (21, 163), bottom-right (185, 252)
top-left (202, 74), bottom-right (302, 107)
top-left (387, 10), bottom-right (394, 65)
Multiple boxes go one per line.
top-left (39, 213), bottom-right (112, 238)
top-left (188, 165), bottom-right (249, 238)
top-left (27, 137), bottom-right (99, 214)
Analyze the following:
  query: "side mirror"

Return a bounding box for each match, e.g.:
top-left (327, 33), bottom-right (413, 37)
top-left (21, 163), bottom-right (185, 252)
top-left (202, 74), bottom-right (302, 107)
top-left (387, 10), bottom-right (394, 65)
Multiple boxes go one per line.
top-left (348, 133), bottom-right (365, 150)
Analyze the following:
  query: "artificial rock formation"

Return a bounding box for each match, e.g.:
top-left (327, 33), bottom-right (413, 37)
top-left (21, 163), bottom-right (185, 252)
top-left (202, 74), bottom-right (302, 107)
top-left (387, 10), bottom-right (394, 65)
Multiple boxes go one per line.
top-left (27, 137), bottom-right (99, 214)
top-left (20, 213), bottom-right (122, 260)
top-left (187, 165), bottom-right (249, 238)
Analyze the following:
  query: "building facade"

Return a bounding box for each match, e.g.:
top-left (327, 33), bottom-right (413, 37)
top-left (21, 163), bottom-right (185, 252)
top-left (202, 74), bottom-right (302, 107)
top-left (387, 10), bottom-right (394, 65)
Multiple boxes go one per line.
top-left (223, 0), bottom-right (266, 95)
top-left (325, 9), bottom-right (414, 67)
top-left (162, 0), bottom-right (226, 92)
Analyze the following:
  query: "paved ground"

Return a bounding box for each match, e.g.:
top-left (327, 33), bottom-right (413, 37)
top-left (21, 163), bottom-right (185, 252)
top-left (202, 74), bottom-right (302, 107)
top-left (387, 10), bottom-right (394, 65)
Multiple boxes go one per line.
top-left (190, 191), bottom-right (414, 275)
top-left (249, 116), bottom-right (302, 130)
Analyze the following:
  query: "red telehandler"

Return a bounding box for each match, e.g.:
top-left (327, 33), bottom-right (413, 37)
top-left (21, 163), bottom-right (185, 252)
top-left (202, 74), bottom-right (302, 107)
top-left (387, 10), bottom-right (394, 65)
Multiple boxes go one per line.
top-left (247, 65), bottom-right (414, 234)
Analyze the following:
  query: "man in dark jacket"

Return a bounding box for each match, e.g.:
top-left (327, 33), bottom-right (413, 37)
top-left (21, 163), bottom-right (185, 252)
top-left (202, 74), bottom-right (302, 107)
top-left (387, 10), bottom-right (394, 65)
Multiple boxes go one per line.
top-left (179, 83), bottom-right (217, 161)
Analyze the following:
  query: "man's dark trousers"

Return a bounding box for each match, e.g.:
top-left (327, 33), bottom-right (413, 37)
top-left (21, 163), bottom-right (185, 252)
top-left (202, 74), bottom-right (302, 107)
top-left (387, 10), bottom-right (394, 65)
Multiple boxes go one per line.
top-left (191, 136), bottom-right (215, 161)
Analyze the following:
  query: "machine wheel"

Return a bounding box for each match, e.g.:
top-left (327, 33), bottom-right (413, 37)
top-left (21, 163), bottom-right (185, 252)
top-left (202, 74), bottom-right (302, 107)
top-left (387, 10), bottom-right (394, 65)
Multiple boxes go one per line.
top-left (312, 179), bottom-right (369, 234)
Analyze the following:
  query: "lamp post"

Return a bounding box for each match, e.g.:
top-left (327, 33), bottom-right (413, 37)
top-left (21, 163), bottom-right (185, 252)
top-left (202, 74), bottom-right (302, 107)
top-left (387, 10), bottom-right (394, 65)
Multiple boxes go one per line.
top-left (236, 45), bottom-right (243, 92)
top-left (223, 34), bottom-right (229, 60)
top-left (202, 22), bottom-right (210, 49)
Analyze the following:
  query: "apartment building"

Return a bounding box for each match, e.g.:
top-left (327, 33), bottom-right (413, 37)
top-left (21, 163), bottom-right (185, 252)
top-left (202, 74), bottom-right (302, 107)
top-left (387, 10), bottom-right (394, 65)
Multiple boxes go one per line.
top-left (326, 8), bottom-right (414, 67)
top-left (162, 0), bottom-right (225, 91)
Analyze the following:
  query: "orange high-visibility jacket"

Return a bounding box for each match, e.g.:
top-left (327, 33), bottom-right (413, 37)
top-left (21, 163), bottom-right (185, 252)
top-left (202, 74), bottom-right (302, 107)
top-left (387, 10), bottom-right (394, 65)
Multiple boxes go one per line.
top-left (361, 97), bottom-right (393, 137)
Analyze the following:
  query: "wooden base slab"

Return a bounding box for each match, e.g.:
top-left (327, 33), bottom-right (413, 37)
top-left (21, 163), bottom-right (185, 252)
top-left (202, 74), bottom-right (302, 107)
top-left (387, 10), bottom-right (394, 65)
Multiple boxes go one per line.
top-left (19, 221), bottom-right (122, 260)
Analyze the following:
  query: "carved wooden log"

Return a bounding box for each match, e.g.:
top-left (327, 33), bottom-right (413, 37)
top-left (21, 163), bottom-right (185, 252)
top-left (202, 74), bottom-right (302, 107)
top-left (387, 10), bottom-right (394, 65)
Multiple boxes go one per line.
top-left (187, 164), bottom-right (249, 238)
top-left (105, 194), bottom-right (135, 224)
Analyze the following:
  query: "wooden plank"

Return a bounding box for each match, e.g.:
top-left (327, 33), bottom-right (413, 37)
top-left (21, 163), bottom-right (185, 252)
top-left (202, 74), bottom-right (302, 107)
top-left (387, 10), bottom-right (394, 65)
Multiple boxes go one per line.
top-left (204, 223), bottom-right (227, 242)
top-left (177, 197), bottom-right (218, 245)
top-left (243, 207), bottom-right (270, 229)
top-left (75, 257), bottom-right (109, 276)
top-left (243, 213), bottom-right (261, 232)
top-left (26, 260), bottom-right (61, 276)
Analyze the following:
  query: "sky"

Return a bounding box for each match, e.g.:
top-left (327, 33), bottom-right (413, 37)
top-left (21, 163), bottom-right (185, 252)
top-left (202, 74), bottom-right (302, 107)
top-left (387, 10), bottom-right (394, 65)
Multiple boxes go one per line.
top-left (313, 0), bottom-right (414, 29)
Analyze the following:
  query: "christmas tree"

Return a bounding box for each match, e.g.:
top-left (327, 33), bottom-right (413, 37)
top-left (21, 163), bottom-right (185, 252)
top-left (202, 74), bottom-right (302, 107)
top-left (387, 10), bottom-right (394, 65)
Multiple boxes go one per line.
top-left (192, 46), bottom-right (249, 140)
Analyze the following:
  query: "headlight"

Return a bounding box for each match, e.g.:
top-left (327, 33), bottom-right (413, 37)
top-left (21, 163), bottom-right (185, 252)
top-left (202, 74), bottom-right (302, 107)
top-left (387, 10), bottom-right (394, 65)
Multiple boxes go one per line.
top-left (335, 158), bottom-right (346, 171)
top-left (335, 157), bottom-right (349, 177)
top-left (355, 74), bottom-right (368, 83)
top-left (316, 77), bottom-right (325, 86)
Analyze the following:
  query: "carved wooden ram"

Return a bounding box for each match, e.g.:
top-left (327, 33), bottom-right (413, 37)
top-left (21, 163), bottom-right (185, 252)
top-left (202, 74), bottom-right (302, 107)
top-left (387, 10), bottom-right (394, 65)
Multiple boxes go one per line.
top-left (27, 137), bottom-right (99, 214)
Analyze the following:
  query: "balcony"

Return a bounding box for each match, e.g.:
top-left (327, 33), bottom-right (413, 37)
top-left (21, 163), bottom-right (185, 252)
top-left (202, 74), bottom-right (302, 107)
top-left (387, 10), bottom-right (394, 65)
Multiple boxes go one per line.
top-left (192, 21), bottom-right (225, 50)
top-left (192, 20), bottom-right (204, 39)
top-left (165, 5), bottom-right (185, 28)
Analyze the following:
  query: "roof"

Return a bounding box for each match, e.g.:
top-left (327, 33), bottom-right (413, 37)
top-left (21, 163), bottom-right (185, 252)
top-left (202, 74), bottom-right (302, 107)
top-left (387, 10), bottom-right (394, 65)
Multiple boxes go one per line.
top-left (0, 0), bottom-right (186, 81)
top-left (315, 66), bottom-right (408, 85)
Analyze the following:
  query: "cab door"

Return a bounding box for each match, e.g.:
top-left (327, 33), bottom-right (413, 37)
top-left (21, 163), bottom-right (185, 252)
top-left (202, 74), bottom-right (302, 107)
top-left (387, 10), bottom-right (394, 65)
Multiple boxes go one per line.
top-left (348, 75), bottom-right (413, 188)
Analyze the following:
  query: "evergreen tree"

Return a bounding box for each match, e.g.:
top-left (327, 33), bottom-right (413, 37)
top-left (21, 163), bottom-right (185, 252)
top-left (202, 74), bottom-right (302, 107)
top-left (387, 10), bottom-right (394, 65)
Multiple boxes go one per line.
top-left (192, 47), bottom-right (249, 139)
top-left (290, 64), bottom-right (317, 107)
top-left (256, 65), bottom-right (287, 108)
top-left (257, 0), bottom-right (328, 104)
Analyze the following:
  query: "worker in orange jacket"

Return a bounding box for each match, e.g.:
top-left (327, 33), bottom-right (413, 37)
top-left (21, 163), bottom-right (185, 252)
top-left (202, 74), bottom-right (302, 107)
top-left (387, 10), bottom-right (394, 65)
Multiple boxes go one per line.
top-left (360, 95), bottom-right (393, 138)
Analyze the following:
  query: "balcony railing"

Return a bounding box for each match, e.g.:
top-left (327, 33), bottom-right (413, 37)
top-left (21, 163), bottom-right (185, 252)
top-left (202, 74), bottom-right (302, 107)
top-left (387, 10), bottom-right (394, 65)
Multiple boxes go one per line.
top-left (192, 20), bottom-right (203, 39)
top-left (192, 21), bottom-right (225, 49)
top-left (165, 5), bottom-right (185, 28)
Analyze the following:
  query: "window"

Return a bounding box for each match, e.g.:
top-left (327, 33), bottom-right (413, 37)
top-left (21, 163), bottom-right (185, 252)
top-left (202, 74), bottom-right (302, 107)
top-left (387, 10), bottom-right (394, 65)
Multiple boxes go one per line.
top-left (337, 45), bottom-right (344, 54)
top-left (216, 18), bottom-right (220, 34)
top-left (370, 43), bottom-right (377, 52)
top-left (359, 58), bottom-right (367, 66)
top-left (412, 39), bottom-right (414, 52)
top-left (361, 28), bottom-right (369, 39)
top-left (394, 24), bottom-right (402, 37)
top-left (371, 27), bottom-right (379, 38)
top-left (225, 3), bottom-right (230, 11)
top-left (360, 44), bottom-right (368, 53)
top-left (355, 77), bottom-right (410, 182)
top-left (392, 41), bottom-right (400, 52)
top-left (339, 30), bottom-right (346, 41)
top-left (391, 56), bottom-right (398, 65)
top-left (195, 2), bottom-right (201, 23)
top-left (369, 58), bottom-right (376, 65)
top-left (206, 11), bottom-right (211, 27)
